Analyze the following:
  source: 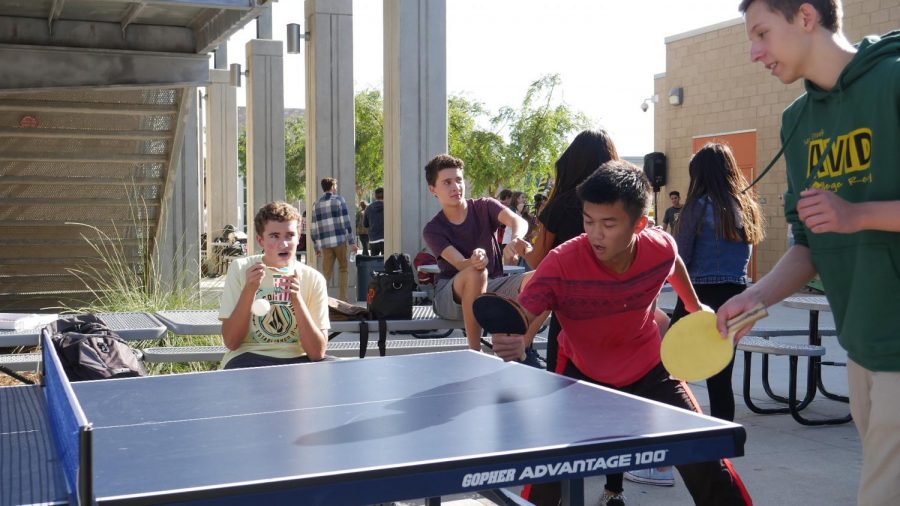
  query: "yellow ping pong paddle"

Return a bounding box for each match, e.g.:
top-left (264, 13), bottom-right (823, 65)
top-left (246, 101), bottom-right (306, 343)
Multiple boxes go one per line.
top-left (661, 303), bottom-right (768, 382)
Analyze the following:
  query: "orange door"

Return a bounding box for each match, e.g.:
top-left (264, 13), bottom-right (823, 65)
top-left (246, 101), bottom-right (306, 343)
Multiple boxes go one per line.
top-left (691, 132), bottom-right (758, 280)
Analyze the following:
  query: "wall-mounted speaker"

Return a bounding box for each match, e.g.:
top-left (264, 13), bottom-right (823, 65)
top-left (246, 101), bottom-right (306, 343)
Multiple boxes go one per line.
top-left (643, 152), bottom-right (667, 191)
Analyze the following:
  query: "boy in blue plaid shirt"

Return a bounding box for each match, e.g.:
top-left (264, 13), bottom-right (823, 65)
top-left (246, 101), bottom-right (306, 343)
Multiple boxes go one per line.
top-left (311, 178), bottom-right (357, 301)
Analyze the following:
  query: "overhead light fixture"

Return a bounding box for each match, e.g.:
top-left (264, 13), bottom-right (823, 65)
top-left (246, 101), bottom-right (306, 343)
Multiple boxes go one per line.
top-left (668, 87), bottom-right (684, 106)
top-left (229, 63), bottom-right (248, 87)
top-left (640, 95), bottom-right (659, 112)
top-left (286, 23), bottom-right (309, 54)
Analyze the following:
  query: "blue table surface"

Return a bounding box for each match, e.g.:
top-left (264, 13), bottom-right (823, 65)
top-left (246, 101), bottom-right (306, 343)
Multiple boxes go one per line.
top-left (2, 351), bottom-right (744, 504)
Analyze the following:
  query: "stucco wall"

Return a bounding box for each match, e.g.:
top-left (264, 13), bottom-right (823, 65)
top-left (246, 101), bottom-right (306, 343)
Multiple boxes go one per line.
top-left (655, 0), bottom-right (898, 277)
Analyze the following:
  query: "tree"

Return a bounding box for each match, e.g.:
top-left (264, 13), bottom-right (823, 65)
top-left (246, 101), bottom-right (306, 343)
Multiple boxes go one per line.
top-left (284, 116), bottom-right (306, 202)
top-left (355, 88), bottom-right (384, 201)
top-left (236, 115), bottom-right (307, 203)
top-left (448, 74), bottom-right (590, 198)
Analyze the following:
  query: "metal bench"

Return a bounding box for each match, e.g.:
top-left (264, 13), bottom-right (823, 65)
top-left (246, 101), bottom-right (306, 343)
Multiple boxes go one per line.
top-left (1, 312), bottom-right (166, 381)
top-left (0, 352), bottom-right (40, 372)
top-left (154, 307), bottom-right (469, 358)
top-left (0, 312), bottom-right (166, 348)
top-left (736, 336), bottom-right (851, 425)
top-left (141, 336), bottom-right (548, 364)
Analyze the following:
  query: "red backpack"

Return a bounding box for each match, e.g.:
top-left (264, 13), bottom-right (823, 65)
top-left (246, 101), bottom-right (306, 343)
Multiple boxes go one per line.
top-left (413, 250), bottom-right (438, 286)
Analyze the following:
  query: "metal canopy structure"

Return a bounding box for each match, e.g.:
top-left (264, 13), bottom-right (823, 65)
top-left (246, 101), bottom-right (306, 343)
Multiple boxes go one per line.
top-left (0, 0), bottom-right (270, 310)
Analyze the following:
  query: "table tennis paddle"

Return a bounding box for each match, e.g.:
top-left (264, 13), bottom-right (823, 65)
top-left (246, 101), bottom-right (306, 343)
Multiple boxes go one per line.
top-left (661, 303), bottom-right (768, 382)
top-left (472, 293), bottom-right (529, 361)
top-left (473, 293), bottom-right (529, 335)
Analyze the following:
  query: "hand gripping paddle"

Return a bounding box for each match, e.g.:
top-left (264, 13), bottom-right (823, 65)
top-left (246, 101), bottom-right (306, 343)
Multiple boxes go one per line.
top-left (661, 303), bottom-right (768, 382)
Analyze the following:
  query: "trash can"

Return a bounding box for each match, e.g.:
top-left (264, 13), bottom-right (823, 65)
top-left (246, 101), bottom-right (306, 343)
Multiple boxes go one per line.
top-left (356, 255), bottom-right (384, 302)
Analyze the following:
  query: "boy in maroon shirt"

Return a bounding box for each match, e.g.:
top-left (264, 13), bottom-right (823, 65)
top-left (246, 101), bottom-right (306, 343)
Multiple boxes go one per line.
top-left (493, 161), bottom-right (751, 506)
top-left (422, 154), bottom-right (532, 352)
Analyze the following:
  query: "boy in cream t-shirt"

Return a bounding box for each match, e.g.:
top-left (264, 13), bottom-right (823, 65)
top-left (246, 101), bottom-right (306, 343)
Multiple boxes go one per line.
top-left (219, 201), bottom-right (330, 369)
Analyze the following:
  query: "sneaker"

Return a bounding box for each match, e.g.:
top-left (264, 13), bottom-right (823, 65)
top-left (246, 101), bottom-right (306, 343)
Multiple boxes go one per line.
top-left (624, 467), bottom-right (675, 487)
top-left (598, 490), bottom-right (626, 506)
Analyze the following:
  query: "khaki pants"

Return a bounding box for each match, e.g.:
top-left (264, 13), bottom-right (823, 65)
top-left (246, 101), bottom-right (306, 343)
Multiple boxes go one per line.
top-left (848, 359), bottom-right (900, 506)
top-left (322, 244), bottom-right (349, 301)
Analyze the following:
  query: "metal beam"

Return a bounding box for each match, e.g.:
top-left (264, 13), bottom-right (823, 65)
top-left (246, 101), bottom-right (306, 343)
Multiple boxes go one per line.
top-left (193, 0), bottom-right (272, 53)
top-left (0, 44), bottom-right (209, 91)
top-left (0, 100), bottom-right (177, 115)
top-left (0, 175), bottom-right (164, 185)
top-left (0, 199), bottom-right (161, 207)
top-left (120, 2), bottom-right (146, 34)
top-left (0, 221), bottom-right (152, 228)
top-left (0, 153), bottom-right (169, 163)
top-left (101, 0), bottom-right (254, 8)
top-left (48, 0), bottom-right (67, 33)
top-left (0, 127), bottom-right (170, 140)
top-left (0, 16), bottom-right (196, 53)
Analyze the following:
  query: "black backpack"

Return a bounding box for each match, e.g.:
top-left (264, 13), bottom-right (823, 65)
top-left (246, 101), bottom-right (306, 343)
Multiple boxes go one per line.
top-left (383, 253), bottom-right (414, 275)
top-left (368, 254), bottom-right (415, 320)
top-left (44, 314), bottom-right (146, 381)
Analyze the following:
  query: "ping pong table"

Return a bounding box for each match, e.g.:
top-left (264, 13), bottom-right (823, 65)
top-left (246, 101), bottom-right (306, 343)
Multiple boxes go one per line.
top-left (2, 342), bottom-right (746, 505)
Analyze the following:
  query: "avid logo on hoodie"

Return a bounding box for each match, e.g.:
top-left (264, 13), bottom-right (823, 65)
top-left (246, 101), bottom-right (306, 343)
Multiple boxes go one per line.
top-left (805, 126), bottom-right (873, 191)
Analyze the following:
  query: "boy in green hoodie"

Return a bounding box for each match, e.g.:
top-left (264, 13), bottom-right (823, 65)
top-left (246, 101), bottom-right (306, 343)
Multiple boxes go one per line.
top-left (721, 1), bottom-right (900, 504)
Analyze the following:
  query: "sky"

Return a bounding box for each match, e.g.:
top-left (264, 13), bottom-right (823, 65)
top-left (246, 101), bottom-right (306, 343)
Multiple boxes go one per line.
top-left (226, 0), bottom-right (749, 157)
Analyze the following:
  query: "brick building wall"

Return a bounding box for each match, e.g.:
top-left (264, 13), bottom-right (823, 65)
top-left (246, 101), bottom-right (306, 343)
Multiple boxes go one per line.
top-left (654, 0), bottom-right (898, 277)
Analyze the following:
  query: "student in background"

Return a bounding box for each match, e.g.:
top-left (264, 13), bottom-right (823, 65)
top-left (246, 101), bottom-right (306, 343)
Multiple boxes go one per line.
top-left (663, 190), bottom-right (683, 233)
top-left (356, 200), bottom-right (369, 256)
top-left (670, 142), bottom-right (764, 422)
top-left (364, 187), bottom-right (385, 256)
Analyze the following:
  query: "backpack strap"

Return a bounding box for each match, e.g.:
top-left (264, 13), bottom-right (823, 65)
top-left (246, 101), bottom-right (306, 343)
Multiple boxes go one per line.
top-left (358, 319), bottom-right (369, 359)
top-left (378, 319), bottom-right (388, 357)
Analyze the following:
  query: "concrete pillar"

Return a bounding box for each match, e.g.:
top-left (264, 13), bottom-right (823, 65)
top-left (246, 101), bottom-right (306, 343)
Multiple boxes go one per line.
top-left (204, 69), bottom-right (239, 255)
top-left (245, 38), bottom-right (286, 250)
top-left (159, 90), bottom-right (201, 292)
top-left (305, 0), bottom-right (356, 296)
top-left (383, 0), bottom-right (447, 257)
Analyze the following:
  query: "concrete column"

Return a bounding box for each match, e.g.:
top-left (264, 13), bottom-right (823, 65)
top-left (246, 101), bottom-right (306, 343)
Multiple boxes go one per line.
top-left (204, 69), bottom-right (239, 255)
top-left (383, 0), bottom-right (447, 257)
top-left (159, 90), bottom-right (201, 292)
top-left (305, 0), bottom-right (356, 297)
top-left (246, 38), bottom-right (286, 250)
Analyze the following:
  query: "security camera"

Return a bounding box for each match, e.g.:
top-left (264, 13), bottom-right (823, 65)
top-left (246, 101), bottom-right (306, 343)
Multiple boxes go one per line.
top-left (641, 101), bottom-right (649, 112)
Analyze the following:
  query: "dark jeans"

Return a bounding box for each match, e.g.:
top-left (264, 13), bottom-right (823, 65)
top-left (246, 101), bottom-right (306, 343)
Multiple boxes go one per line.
top-left (671, 283), bottom-right (747, 421)
top-left (223, 352), bottom-right (339, 370)
top-left (563, 360), bottom-right (750, 505)
top-left (369, 241), bottom-right (384, 256)
top-left (519, 346), bottom-right (544, 369)
top-left (545, 313), bottom-right (562, 373)
top-left (358, 234), bottom-right (369, 256)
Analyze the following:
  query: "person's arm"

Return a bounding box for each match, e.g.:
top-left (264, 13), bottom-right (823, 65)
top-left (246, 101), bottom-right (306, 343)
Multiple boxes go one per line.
top-left (221, 262), bottom-right (266, 350)
top-left (288, 271), bottom-right (327, 361)
top-left (310, 207), bottom-right (322, 255)
top-left (340, 200), bottom-right (357, 251)
top-left (798, 189), bottom-right (900, 234)
top-left (716, 245), bottom-right (817, 340)
top-left (498, 207), bottom-right (528, 264)
top-left (667, 255), bottom-right (702, 313)
top-left (439, 245), bottom-right (488, 272)
top-left (517, 225), bottom-right (555, 269)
